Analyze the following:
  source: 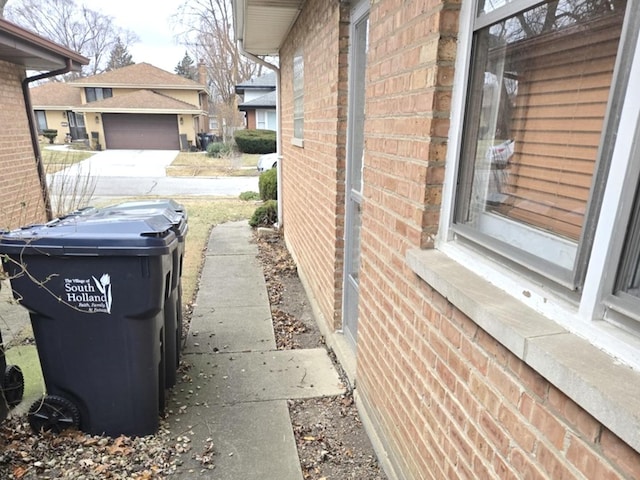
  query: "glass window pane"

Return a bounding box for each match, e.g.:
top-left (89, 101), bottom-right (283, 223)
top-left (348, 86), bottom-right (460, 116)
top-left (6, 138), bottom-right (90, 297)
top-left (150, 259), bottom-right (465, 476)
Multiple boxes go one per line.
top-left (293, 50), bottom-right (304, 140)
top-left (349, 14), bottom-right (369, 193)
top-left (35, 111), bottom-right (47, 132)
top-left (455, 0), bottom-right (625, 269)
top-left (616, 177), bottom-right (640, 299)
top-left (85, 88), bottom-right (96, 103)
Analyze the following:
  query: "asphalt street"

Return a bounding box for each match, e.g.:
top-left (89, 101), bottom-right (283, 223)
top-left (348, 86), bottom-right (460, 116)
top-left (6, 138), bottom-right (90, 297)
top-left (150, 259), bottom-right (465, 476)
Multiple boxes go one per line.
top-left (46, 149), bottom-right (260, 200)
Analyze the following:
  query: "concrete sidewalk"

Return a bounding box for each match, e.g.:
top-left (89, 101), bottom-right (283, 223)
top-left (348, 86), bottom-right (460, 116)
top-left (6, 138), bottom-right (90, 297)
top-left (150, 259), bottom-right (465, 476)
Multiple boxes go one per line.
top-left (167, 221), bottom-right (346, 478)
top-left (0, 221), bottom-right (345, 478)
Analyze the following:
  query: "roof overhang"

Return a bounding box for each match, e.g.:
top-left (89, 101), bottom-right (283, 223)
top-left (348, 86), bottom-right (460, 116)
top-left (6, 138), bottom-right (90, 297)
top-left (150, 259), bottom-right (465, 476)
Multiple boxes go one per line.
top-left (0, 18), bottom-right (88, 71)
top-left (232, 0), bottom-right (305, 56)
top-left (74, 108), bottom-right (205, 115)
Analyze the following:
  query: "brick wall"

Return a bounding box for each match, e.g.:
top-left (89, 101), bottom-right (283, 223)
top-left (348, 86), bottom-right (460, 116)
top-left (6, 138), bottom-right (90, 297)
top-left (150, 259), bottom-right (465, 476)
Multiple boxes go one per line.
top-left (280, 0), bottom-right (350, 330)
top-left (277, 0), bottom-right (640, 478)
top-left (0, 60), bottom-right (47, 230)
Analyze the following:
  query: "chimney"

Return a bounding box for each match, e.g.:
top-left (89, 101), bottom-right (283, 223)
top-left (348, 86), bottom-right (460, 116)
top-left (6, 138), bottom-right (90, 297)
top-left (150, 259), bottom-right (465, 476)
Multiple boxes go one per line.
top-left (198, 60), bottom-right (207, 85)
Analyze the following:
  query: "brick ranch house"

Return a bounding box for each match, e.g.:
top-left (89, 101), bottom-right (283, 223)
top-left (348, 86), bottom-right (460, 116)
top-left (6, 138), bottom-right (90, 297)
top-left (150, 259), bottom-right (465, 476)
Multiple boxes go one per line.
top-left (30, 62), bottom-right (210, 151)
top-left (233, 0), bottom-right (640, 478)
top-left (0, 18), bottom-right (88, 229)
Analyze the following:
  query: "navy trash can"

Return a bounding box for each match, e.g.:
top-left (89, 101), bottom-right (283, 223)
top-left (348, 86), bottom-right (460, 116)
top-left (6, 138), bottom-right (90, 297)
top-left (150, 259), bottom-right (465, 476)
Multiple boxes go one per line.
top-left (0, 328), bottom-right (24, 422)
top-left (100, 200), bottom-right (187, 389)
top-left (0, 210), bottom-right (177, 437)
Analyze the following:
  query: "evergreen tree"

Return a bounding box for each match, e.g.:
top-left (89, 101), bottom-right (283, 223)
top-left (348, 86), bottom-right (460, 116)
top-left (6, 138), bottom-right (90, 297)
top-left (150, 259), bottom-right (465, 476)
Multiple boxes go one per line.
top-left (175, 51), bottom-right (197, 80)
top-left (106, 37), bottom-right (134, 71)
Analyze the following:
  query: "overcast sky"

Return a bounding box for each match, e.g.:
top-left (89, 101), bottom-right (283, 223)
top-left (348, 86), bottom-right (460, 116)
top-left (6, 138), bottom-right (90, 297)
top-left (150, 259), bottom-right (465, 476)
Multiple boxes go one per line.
top-left (81, 0), bottom-right (187, 73)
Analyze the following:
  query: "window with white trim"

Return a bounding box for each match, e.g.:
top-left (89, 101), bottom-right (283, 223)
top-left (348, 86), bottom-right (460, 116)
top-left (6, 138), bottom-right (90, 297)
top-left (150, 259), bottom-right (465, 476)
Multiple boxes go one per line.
top-left (446, 0), bottom-right (640, 341)
top-left (293, 49), bottom-right (304, 141)
top-left (257, 110), bottom-right (277, 131)
top-left (34, 110), bottom-right (47, 133)
top-left (85, 87), bottom-right (113, 103)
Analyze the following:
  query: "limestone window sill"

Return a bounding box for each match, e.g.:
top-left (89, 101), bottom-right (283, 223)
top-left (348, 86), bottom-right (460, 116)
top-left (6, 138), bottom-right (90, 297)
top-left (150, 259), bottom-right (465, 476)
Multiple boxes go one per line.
top-left (406, 248), bottom-right (640, 453)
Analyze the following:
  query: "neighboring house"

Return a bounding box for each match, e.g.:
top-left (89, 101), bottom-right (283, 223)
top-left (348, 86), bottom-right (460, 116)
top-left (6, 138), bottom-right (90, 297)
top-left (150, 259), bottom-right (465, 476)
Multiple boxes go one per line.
top-left (0, 18), bottom-right (88, 229)
top-left (233, 1), bottom-right (640, 479)
top-left (30, 62), bottom-right (209, 150)
top-left (235, 72), bottom-right (277, 131)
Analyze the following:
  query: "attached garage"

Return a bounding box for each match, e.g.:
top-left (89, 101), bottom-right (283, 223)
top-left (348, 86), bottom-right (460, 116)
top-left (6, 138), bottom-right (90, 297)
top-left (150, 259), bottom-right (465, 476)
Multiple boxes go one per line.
top-left (102, 113), bottom-right (180, 150)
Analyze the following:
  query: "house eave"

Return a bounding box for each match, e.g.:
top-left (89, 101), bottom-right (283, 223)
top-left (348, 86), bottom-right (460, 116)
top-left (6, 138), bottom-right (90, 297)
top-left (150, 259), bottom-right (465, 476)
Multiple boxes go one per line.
top-left (232, 0), bottom-right (305, 56)
top-left (73, 107), bottom-right (206, 115)
top-left (71, 83), bottom-right (206, 92)
top-left (0, 18), bottom-right (88, 71)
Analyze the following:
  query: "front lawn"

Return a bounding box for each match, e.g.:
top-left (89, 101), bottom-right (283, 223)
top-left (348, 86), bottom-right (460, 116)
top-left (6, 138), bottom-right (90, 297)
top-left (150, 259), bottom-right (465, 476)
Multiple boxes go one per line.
top-left (41, 146), bottom-right (95, 174)
top-left (166, 152), bottom-right (260, 177)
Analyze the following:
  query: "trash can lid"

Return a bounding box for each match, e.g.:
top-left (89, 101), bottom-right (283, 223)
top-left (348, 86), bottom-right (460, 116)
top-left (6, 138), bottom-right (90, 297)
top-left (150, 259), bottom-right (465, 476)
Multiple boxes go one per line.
top-left (0, 210), bottom-right (177, 256)
top-left (100, 200), bottom-right (188, 238)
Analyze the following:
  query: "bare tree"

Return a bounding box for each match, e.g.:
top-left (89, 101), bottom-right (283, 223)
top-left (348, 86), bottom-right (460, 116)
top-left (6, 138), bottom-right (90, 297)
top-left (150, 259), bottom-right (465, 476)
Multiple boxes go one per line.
top-left (174, 0), bottom-right (268, 134)
top-left (0, 0), bottom-right (8, 18)
top-left (5, 0), bottom-right (138, 76)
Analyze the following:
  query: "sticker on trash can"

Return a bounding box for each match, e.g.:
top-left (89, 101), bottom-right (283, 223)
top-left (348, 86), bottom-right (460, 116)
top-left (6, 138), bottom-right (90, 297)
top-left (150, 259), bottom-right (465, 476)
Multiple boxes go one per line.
top-left (64, 274), bottom-right (112, 314)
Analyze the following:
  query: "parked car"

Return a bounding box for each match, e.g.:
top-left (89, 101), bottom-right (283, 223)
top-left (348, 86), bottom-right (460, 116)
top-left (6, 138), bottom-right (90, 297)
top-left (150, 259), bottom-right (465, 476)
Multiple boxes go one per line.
top-left (257, 152), bottom-right (279, 172)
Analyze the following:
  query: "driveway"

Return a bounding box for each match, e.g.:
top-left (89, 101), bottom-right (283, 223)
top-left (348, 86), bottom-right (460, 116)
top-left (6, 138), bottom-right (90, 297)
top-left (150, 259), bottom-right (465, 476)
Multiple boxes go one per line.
top-left (47, 149), bottom-right (259, 200)
top-left (54, 149), bottom-right (179, 177)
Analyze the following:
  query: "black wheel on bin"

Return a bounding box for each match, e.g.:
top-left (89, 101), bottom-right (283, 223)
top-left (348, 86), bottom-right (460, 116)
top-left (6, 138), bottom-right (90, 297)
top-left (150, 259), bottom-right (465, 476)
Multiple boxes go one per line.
top-left (28, 395), bottom-right (81, 433)
top-left (3, 365), bottom-right (24, 408)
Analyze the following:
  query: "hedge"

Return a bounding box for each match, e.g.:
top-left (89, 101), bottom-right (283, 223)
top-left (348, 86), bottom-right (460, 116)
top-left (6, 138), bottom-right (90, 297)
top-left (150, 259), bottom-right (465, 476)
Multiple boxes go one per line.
top-left (234, 129), bottom-right (276, 154)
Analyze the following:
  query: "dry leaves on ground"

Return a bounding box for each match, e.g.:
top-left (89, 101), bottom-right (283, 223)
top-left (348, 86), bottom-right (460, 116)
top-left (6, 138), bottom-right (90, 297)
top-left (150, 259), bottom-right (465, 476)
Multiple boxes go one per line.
top-left (0, 417), bottom-right (182, 479)
top-left (255, 229), bottom-right (388, 480)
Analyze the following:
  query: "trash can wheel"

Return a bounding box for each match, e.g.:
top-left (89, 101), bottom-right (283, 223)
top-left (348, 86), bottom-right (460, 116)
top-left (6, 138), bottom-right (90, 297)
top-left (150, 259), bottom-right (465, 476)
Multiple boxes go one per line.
top-left (2, 365), bottom-right (24, 408)
top-left (28, 395), bottom-right (81, 434)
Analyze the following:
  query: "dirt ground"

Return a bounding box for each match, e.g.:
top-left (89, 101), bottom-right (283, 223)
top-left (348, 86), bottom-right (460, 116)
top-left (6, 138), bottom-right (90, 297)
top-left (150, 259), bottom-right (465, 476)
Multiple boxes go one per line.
top-left (255, 230), bottom-right (388, 480)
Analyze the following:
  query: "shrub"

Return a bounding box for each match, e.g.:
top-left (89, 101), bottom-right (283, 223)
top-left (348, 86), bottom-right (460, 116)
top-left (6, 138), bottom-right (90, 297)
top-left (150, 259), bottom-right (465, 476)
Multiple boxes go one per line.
top-left (249, 200), bottom-right (278, 228)
top-left (239, 191), bottom-right (260, 201)
top-left (258, 168), bottom-right (277, 201)
top-left (207, 141), bottom-right (233, 158)
top-left (234, 129), bottom-right (276, 154)
top-left (42, 129), bottom-right (58, 144)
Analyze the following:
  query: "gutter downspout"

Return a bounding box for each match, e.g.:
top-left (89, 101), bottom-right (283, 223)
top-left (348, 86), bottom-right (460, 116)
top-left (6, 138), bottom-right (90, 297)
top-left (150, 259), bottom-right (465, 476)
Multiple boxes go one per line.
top-left (236, 42), bottom-right (283, 228)
top-left (21, 58), bottom-right (74, 221)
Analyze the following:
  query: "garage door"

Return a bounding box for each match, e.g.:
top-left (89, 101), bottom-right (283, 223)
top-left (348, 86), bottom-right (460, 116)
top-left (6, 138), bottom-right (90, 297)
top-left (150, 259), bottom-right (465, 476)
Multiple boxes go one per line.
top-left (102, 114), bottom-right (180, 150)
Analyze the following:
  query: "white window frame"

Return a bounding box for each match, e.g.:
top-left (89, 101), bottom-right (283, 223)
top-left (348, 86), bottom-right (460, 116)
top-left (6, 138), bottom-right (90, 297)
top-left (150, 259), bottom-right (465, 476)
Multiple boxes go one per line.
top-left (256, 109), bottom-right (277, 131)
top-left (438, 0), bottom-right (640, 369)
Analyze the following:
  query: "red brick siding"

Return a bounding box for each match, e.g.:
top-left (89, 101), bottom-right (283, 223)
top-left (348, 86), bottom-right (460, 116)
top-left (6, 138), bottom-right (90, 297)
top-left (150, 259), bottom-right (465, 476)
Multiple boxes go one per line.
top-left (277, 0), bottom-right (640, 478)
top-left (245, 110), bottom-right (256, 129)
top-left (280, 0), bottom-right (350, 330)
top-left (0, 60), bottom-right (47, 230)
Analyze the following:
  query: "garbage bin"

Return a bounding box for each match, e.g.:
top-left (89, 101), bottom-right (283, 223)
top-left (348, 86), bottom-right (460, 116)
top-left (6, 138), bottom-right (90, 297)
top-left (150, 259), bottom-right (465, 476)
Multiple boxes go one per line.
top-left (99, 200), bottom-right (188, 389)
top-left (0, 210), bottom-right (177, 437)
top-left (0, 327), bottom-right (24, 422)
top-left (197, 132), bottom-right (209, 151)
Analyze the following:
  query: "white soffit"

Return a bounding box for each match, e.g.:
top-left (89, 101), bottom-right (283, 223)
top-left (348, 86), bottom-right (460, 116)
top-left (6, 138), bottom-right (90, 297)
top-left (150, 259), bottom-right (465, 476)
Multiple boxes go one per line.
top-left (241, 1), bottom-right (304, 55)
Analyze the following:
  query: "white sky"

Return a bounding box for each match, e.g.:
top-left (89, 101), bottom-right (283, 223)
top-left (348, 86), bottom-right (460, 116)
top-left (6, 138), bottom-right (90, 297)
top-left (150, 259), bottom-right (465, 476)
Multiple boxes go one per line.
top-left (81, 0), bottom-right (187, 73)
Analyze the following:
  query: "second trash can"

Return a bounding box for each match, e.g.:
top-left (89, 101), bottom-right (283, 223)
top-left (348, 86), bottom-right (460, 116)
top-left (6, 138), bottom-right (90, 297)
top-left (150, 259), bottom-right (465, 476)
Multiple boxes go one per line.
top-left (99, 200), bottom-right (188, 389)
top-left (0, 209), bottom-right (177, 437)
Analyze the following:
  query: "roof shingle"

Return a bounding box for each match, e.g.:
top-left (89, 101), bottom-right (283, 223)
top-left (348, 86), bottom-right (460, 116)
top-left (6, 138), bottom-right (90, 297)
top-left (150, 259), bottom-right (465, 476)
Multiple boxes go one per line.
top-left (74, 89), bottom-right (202, 113)
top-left (30, 81), bottom-right (81, 108)
top-left (71, 62), bottom-right (205, 89)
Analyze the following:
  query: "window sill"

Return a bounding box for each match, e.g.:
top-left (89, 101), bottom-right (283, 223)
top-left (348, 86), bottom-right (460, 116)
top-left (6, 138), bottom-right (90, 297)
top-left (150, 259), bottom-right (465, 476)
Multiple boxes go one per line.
top-left (291, 137), bottom-right (304, 148)
top-left (406, 248), bottom-right (640, 453)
